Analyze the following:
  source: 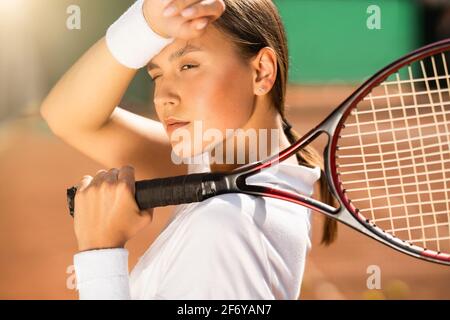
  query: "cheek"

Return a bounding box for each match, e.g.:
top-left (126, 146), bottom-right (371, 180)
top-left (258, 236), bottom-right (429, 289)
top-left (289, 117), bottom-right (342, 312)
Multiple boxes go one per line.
top-left (153, 99), bottom-right (165, 124)
top-left (188, 65), bottom-right (254, 133)
top-left (170, 63), bottom-right (254, 159)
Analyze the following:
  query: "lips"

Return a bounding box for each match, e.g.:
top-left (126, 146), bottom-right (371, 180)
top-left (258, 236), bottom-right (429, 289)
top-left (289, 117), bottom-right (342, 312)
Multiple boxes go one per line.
top-left (165, 118), bottom-right (191, 133)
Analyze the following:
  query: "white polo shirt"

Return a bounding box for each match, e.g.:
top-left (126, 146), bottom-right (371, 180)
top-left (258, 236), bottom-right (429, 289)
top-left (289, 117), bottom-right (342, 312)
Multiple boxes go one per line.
top-left (73, 153), bottom-right (321, 300)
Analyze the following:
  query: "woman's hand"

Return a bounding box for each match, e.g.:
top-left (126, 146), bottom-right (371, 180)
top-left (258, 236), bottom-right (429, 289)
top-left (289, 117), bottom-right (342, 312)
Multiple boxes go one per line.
top-left (143, 0), bottom-right (226, 40)
top-left (73, 165), bottom-right (153, 252)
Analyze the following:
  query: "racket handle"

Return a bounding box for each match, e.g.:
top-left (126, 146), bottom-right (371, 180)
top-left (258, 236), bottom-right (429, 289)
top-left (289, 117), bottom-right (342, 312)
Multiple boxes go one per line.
top-left (66, 172), bottom-right (229, 218)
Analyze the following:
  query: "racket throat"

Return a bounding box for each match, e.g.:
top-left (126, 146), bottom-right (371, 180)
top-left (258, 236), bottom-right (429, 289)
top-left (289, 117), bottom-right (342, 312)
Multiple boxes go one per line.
top-left (200, 172), bottom-right (241, 200)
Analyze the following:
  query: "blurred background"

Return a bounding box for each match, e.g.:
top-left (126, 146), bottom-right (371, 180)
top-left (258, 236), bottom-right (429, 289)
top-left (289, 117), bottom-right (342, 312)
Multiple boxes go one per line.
top-left (0, 0), bottom-right (449, 299)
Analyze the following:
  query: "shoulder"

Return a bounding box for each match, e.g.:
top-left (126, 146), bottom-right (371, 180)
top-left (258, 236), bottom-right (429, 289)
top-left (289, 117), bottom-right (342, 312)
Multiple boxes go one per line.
top-left (185, 193), bottom-right (260, 240)
top-left (155, 194), bottom-right (276, 299)
top-left (182, 192), bottom-right (311, 253)
top-left (155, 193), bottom-right (309, 299)
top-left (159, 193), bottom-right (270, 279)
top-left (185, 192), bottom-right (310, 234)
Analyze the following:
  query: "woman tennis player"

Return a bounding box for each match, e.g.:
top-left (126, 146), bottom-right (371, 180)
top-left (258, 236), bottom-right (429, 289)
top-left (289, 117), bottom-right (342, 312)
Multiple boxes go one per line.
top-left (41, 0), bottom-right (337, 299)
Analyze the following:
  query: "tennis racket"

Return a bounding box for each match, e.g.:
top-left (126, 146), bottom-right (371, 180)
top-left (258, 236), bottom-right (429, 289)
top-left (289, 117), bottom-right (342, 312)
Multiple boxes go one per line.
top-left (67, 38), bottom-right (450, 266)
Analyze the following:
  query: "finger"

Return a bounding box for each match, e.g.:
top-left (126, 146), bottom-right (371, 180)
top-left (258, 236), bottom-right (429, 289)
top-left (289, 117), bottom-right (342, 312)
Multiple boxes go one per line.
top-left (177, 17), bottom-right (209, 39)
top-left (162, 0), bottom-right (202, 17)
top-left (180, 0), bottom-right (226, 20)
top-left (91, 169), bottom-right (107, 186)
top-left (190, 17), bottom-right (209, 31)
top-left (77, 175), bottom-right (93, 192)
top-left (104, 168), bottom-right (119, 184)
top-left (117, 165), bottom-right (136, 194)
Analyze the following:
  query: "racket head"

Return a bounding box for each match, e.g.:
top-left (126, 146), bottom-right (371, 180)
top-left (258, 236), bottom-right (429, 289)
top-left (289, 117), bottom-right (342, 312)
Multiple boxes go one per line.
top-left (232, 39), bottom-right (450, 265)
top-left (329, 39), bottom-right (450, 265)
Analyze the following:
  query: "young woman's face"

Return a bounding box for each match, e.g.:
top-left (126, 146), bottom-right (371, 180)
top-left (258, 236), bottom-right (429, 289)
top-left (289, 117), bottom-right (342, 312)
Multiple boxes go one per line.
top-left (148, 26), bottom-right (256, 160)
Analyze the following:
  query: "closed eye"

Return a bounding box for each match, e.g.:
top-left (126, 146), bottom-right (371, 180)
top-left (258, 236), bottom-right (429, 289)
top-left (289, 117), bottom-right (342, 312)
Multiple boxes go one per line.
top-left (150, 74), bottom-right (161, 82)
top-left (150, 64), bottom-right (198, 82)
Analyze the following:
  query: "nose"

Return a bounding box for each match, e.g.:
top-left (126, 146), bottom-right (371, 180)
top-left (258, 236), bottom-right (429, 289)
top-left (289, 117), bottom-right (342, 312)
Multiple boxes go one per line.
top-left (153, 80), bottom-right (180, 108)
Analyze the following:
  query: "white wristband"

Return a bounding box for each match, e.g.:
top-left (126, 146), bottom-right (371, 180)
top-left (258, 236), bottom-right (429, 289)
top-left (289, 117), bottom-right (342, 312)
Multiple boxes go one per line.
top-left (106, 0), bottom-right (175, 69)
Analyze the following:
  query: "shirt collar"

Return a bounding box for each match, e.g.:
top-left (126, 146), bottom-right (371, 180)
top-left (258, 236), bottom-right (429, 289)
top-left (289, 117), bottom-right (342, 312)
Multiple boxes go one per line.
top-left (187, 152), bottom-right (321, 196)
top-left (246, 163), bottom-right (320, 196)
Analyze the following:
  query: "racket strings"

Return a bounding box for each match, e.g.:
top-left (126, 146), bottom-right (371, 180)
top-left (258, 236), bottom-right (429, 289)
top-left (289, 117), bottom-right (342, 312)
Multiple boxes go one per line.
top-left (342, 112), bottom-right (450, 132)
top-left (338, 142), bottom-right (447, 159)
top-left (336, 51), bottom-right (450, 254)
top-left (344, 176), bottom-right (449, 192)
top-left (339, 157), bottom-right (450, 175)
top-left (359, 86), bottom-right (450, 101)
top-left (340, 130), bottom-right (449, 148)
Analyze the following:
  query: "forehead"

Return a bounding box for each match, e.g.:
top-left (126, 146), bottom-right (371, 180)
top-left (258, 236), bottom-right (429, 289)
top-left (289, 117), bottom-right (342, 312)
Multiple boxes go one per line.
top-left (147, 26), bottom-right (238, 71)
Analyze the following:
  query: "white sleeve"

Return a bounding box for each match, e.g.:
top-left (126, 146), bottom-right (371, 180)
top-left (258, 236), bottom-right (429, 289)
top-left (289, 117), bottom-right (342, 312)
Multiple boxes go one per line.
top-left (155, 198), bottom-right (274, 300)
top-left (73, 248), bottom-right (131, 300)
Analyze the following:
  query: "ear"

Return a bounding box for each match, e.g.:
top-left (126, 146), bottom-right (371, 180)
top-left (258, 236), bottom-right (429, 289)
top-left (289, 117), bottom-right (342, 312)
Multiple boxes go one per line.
top-left (250, 47), bottom-right (278, 96)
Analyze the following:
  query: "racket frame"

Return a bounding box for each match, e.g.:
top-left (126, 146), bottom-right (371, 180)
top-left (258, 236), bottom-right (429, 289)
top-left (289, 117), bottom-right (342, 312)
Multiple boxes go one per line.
top-left (229, 39), bottom-right (450, 265)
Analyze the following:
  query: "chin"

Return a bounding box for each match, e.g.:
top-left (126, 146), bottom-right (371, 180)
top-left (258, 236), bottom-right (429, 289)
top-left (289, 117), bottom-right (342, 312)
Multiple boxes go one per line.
top-left (170, 139), bottom-right (205, 161)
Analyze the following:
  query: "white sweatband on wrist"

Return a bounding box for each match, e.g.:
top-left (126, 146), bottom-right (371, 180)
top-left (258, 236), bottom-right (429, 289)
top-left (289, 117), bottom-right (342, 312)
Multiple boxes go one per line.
top-left (106, 0), bottom-right (175, 69)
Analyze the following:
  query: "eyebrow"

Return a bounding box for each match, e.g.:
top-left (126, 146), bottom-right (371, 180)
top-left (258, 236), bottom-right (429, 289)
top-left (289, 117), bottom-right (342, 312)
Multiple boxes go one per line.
top-left (146, 44), bottom-right (203, 72)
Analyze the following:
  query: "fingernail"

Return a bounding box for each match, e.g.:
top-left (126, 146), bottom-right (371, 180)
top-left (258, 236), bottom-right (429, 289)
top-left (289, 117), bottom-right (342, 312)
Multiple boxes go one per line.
top-left (196, 21), bottom-right (208, 30)
top-left (181, 7), bottom-right (196, 17)
top-left (163, 5), bottom-right (177, 17)
top-left (161, 0), bottom-right (171, 5)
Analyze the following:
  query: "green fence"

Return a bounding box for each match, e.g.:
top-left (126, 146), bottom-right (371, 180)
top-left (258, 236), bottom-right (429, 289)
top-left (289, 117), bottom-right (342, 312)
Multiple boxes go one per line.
top-left (276, 0), bottom-right (419, 84)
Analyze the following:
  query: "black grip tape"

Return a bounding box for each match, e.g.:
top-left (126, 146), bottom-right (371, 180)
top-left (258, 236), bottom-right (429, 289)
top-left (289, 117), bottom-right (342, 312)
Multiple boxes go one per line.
top-left (135, 173), bottom-right (212, 210)
top-left (66, 172), bottom-right (226, 218)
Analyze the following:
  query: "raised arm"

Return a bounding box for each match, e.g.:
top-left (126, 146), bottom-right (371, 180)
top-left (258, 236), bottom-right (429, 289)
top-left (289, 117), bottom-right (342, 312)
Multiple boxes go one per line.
top-left (40, 0), bottom-right (184, 179)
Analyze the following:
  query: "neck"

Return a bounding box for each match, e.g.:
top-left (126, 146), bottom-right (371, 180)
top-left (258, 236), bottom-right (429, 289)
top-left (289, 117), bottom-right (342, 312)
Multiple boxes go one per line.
top-left (209, 106), bottom-right (296, 173)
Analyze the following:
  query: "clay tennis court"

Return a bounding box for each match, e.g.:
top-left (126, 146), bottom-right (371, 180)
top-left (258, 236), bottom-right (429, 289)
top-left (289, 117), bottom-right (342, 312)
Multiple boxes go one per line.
top-left (1, 85), bottom-right (449, 300)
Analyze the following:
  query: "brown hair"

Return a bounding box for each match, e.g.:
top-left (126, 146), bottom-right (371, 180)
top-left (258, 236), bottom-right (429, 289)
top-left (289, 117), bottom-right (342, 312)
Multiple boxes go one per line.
top-left (213, 0), bottom-right (338, 245)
